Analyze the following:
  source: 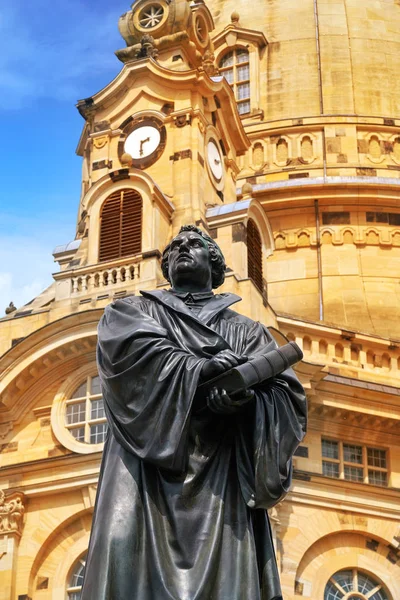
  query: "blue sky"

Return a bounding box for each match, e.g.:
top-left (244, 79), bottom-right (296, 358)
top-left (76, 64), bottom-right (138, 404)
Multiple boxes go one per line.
top-left (0, 0), bottom-right (130, 312)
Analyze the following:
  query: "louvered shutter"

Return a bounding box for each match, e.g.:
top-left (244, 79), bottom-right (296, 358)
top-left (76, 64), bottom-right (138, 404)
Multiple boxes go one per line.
top-left (247, 218), bottom-right (263, 293)
top-left (99, 189), bottom-right (142, 262)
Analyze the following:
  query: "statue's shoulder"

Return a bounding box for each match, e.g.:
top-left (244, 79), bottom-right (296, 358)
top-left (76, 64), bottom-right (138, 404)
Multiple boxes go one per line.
top-left (107, 294), bottom-right (154, 313)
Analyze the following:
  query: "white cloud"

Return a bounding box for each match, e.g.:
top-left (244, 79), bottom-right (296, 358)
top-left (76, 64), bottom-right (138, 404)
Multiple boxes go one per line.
top-left (0, 214), bottom-right (75, 314)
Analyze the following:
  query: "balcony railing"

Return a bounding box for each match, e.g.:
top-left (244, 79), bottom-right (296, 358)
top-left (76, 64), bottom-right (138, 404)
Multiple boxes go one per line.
top-left (53, 253), bottom-right (161, 302)
top-left (70, 262), bottom-right (140, 295)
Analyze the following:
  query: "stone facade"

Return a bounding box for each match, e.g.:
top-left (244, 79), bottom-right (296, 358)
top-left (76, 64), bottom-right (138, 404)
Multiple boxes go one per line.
top-left (1, 1), bottom-right (400, 598)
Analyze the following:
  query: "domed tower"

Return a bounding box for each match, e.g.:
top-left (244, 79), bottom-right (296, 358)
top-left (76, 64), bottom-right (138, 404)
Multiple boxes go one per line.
top-left (207, 0), bottom-right (400, 337)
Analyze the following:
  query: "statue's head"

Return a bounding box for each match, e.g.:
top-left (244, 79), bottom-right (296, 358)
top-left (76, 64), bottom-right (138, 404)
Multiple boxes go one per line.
top-left (161, 225), bottom-right (226, 290)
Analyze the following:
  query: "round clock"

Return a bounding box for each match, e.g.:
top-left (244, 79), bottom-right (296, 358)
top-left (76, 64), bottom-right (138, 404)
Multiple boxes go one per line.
top-left (124, 124), bottom-right (161, 160)
top-left (207, 138), bottom-right (223, 182)
top-left (118, 116), bottom-right (166, 169)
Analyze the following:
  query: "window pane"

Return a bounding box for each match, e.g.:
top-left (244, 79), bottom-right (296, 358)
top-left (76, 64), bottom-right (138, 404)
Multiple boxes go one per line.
top-left (91, 399), bottom-right (105, 420)
top-left (66, 402), bottom-right (86, 425)
top-left (71, 382), bottom-right (87, 399)
top-left (237, 64), bottom-right (249, 82)
top-left (91, 376), bottom-right (102, 395)
top-left (332, 570), bottom-right (353, 592)
top-left (222, 68), bottom-right (234, 84)
top-left (322, 461), bottom-right (339, 478)
top-left (238, 101), bottom-right (250, 115)
top-left (71, 563), bottom-right (85, 587)
top-left (343, 444), bottom-right (363, 464)
top-left (344, 465), bottom-right (363, 482)
top-left (371, 590), bottom-right (388, 600)
top-left (324, 582), bottom-right (344, 600)
top-left (367, 447), bottom-right (386, 468)
top-left (237, 83), bottom-right (250, 100)
top-left (322, 439), bottom-right (339, 460)
top-left (236, 49), bottom-right (249, 64)
top-left (220, 51), bottom-right (234, 68)
top-left (358, 572), bottom-right (376, 593)
top-left (70, 427), bottom-right (85, 442)
top-left (90, 423), bottom-right (108, 444)
top-left (67, 555), bottom-right (86, 600)
top-left (368, 470), bottom-right (387, 487)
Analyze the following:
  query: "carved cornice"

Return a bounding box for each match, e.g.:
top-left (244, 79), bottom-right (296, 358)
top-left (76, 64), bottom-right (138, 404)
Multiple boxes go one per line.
top-left (0, 491), bottom-right (25, 537)
top-left (274, 224), bottom-right (400, 250)
top-left (308, 401), bottom-right (400, 434)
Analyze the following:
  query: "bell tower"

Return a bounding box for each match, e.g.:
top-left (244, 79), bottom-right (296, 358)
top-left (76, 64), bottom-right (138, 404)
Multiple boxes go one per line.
top-left (50, 0), bottom-right (249, 309)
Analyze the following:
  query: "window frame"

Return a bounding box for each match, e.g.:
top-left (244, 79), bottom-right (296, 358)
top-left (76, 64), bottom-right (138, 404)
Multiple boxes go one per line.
top-left (324, 567), bottom-right (390, 600)
top-left (98, 188), bottom-right (143, 264)
top-left (218, 47), bottom-right (251, 116)
top-left (51, 363), bottom-right (107, 455)
top-left (212, 23), bottom-right (267, 122)
top-left (321, 438), bottom-right (389, 487)
top-left (65, 375), bottom-right (107, 445)
top-left (66, 552), bottom-right (87, 600)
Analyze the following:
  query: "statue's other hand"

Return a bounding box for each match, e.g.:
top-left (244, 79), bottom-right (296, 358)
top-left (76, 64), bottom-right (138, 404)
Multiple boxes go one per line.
top-left (207, 387), bottom-right (255, 414)
top-left (200, 349), bottom-right (246, 382)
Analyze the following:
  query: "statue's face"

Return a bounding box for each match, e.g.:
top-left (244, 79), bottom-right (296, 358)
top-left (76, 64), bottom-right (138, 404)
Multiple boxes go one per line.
top-left (168, 231), bottom-right (212, 290)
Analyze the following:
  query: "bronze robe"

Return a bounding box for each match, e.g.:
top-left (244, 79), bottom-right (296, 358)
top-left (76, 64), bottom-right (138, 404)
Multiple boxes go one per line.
top-left (81, 290), bottom-right (307, 600)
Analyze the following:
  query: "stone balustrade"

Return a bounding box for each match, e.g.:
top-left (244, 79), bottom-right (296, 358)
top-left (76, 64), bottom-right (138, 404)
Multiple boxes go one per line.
top-left (70, 261), bottom-right (141, 295)
top-left (278, 316), bottom-right (400, 384)
top-left (53, 255), bottom-right (151, 302)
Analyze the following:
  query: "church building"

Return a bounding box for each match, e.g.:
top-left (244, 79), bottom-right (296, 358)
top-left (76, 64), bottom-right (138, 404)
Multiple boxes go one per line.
top-left (1, 1), bottom-right (400, 598)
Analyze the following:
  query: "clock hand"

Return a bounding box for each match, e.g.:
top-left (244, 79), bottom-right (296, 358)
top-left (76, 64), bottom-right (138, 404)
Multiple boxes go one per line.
top-left (214, 158), bottom-right (221, 165)
top-left (139, 137), bottom-right (151, 156)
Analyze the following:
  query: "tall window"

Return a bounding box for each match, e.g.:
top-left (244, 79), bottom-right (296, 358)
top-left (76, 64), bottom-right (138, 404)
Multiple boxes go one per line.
top-left (67, 554), bottom-right (87, 600)
top-left (65, 376), bottom-right (107, 445)
top-left (325, 568), bottom-right (389, 600)
top-left (99, 189), bottom-right (142, 262)
top-left (321, 439), bottom-right (388, 486)
top-left (219, 48), bottom-right (250, 115)
top-left (247, 218), bottom-right (263, 293)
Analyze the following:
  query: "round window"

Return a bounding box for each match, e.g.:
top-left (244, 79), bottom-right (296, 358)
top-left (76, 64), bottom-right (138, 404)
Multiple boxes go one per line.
top-left (138, 3), bottom-right (164, 28)
top-left (324, 569), bottom-right (389, 600)
top-left (194, 14), bottom-right (208, 47)
top-left (65, 376), bottom-right (107, 445)
top-left (51, 369), bottom-right (108, 454)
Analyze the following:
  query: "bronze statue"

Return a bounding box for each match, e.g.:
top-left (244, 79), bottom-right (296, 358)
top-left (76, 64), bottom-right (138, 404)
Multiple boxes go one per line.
top-left (81, 225), bottom-right (307, 600)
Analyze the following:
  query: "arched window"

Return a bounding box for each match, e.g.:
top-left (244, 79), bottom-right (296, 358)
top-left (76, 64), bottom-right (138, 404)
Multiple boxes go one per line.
top-left (324, 568), bottom-right (389, 600)
top-left (67, 553), bottom-right (87, 599)
top-left (247, 218), bottom-right (263, 293)
top-left (99, 189), bottom-right (142, 262)
top-left (65, 375), bottom-right (107, 444)
top-left (219, 48), bottom-right (250, 115)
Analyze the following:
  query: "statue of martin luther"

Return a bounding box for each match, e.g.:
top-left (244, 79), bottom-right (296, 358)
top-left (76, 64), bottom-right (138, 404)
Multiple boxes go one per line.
top-left (81, 225), bottom-right (307, 600)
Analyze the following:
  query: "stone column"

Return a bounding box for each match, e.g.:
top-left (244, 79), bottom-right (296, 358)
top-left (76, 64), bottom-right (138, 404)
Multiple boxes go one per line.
top-left (0, 491), bottom-right (25, 600)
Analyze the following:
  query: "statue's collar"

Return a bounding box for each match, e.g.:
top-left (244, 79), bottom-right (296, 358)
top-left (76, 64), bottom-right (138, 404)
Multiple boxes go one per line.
top-left (170, 289), bottom-right (214, 304)
top-left (139, 289), bottom-right (241, 324)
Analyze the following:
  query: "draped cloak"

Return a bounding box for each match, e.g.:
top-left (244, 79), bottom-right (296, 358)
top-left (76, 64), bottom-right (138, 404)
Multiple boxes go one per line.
top-left (81, 290), bottom-right (307, 600)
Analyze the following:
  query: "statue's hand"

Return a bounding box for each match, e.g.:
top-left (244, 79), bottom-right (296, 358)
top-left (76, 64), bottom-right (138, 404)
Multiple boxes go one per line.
top-left (207, 387), bottom-right (255, 414)
top-left (200, 349), bottom-right (246, 382)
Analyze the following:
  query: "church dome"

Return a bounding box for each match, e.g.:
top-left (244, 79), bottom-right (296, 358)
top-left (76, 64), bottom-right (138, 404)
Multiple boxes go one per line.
top-left (209, 0), bottom-right (400, 338)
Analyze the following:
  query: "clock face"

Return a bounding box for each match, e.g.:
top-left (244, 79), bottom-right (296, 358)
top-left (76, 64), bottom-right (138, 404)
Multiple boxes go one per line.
top-left (207, 140), bottom-right (223, 181)
top-left (124, 125), bottom-right (161, 160)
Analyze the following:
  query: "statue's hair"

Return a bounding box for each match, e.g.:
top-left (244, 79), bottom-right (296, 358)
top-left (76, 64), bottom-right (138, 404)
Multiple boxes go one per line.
top-left (161, 225), bottom-right (226, 289)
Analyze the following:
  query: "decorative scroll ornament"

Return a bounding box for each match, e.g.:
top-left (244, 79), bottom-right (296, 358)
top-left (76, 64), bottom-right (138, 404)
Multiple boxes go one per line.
top-left (0, 490), bottom-right (25, 537)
